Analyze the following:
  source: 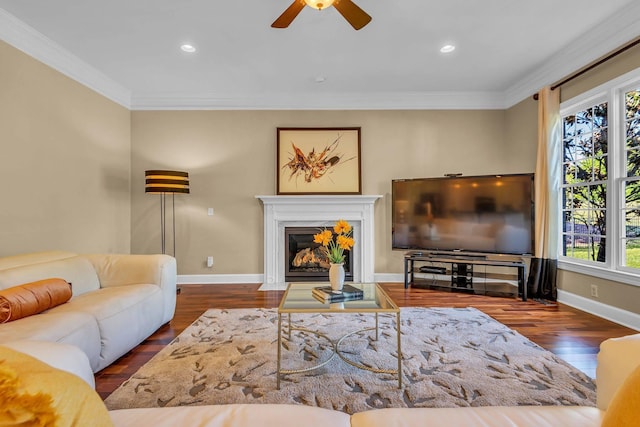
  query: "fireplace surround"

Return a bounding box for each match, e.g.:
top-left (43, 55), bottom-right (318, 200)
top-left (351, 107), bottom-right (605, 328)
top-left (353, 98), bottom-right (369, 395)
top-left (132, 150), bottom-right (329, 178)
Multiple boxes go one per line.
top-left (285, 226), bottom-right (353, 282)
top-left (256, 195), bottom-right (382, 285)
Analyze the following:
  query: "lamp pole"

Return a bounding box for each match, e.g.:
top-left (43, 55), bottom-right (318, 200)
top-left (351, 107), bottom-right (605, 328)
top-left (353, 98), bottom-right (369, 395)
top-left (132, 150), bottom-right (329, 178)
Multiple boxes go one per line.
top-left (145, 170), bottom-right (190, 256)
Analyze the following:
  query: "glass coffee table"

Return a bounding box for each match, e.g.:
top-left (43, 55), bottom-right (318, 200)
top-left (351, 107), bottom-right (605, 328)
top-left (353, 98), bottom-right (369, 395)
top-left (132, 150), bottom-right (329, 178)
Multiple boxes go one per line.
top-left (276, 282), bottom-right (402, 389)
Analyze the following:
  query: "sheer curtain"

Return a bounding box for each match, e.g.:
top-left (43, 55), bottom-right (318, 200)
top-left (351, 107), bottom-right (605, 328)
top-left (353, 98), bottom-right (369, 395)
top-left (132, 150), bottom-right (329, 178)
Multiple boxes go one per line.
top-left (527, 86), bottom-right (561, 300)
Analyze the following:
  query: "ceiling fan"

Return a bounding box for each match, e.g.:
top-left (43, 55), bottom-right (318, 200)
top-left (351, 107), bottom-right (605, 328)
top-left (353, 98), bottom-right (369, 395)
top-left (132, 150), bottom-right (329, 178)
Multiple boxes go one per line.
top-left (272, 0), bottom-right (372, 31)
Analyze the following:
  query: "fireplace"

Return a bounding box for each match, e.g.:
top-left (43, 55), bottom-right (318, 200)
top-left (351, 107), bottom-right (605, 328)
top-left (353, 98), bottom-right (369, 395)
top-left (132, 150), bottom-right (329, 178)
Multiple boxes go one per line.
top-left (256, 195), bottom-right (382, 285)
top-left (285, 227), bottom-right (353, 282)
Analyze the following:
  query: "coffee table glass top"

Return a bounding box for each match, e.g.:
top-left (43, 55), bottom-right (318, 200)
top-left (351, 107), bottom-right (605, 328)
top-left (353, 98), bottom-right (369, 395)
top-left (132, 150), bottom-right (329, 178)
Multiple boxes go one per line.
top-left (279, 282), bottom-right (398, 313)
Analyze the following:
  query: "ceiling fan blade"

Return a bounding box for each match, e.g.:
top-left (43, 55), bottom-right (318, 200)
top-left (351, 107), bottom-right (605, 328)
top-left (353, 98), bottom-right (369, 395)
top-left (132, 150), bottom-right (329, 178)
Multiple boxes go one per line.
top-left (333, 0), bottom-right (372, 30)
top-left (271, 0), bottom-right (306, 28)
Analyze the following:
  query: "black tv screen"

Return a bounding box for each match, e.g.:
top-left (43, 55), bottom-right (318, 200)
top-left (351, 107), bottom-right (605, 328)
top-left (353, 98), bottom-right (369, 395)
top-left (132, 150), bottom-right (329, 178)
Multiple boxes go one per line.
top-left (392, 174), bottom-right (535, 255)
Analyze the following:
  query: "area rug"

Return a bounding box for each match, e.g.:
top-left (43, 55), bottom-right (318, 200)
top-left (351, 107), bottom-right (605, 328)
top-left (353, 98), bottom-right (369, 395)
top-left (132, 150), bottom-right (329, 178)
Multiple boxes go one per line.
top-left (104, 307), bottom-right (596, 414)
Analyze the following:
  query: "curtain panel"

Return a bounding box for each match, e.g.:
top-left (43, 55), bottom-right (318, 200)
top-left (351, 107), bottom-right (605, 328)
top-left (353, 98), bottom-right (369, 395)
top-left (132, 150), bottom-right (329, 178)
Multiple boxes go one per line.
top-left (527, 86), bottom-right (560, 301)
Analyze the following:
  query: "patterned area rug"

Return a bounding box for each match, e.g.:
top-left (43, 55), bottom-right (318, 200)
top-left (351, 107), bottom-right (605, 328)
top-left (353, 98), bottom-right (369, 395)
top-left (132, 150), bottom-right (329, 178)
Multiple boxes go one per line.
top-left (104, 307), bottom-right (596, 413)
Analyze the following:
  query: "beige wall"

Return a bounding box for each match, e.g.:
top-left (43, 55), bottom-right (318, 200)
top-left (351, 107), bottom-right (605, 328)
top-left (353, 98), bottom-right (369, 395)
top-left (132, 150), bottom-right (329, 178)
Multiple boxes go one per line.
top-left (0, 41), bottom-right (131, 256)
top-left (558, 270), bottom-right (639, 314)
top-left (505, 97), bottom-right (538, 159)
top-left (554, 42), bottom-right (640, 314)
top-left (131, 109), bottom-right (538, 275)
top-left (3, 32), bottom-right (638, 317)
top-left (560, 43), bottom-right (640, 102)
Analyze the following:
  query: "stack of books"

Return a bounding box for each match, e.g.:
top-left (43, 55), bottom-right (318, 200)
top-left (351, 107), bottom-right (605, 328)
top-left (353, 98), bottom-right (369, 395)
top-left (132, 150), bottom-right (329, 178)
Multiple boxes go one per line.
top-left (312, 284), bottom-right (364, 303)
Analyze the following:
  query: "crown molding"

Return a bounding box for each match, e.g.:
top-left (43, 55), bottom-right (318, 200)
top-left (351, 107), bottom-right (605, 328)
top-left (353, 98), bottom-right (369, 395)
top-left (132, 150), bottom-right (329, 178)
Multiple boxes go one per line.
top-left (0, 8), bottom-right (131, 108)
top-left (2, 4), bottom-right (638, 111)
top-left (130, 90), bottom-right (507, 110)
top-left (504, 2), bottom-right (640, 106)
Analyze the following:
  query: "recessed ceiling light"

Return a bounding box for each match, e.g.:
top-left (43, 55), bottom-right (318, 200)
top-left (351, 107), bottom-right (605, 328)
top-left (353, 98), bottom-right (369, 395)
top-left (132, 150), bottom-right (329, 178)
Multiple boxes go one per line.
top-left (315, 76), bottom-right (326, 83)
top-left (440, 44), bottom-right (456, 54)
top-left (180, 44), bottom-right (196, 53)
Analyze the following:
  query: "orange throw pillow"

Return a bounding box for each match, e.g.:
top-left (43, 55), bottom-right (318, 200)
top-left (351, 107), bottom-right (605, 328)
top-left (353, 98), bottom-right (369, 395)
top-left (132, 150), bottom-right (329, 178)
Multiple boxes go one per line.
top-left (0, 278), bottom-right (72, 323)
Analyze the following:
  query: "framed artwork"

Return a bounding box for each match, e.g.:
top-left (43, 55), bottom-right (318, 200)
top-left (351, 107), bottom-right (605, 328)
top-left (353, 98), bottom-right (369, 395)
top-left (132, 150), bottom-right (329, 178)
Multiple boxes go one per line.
top-left (276, 127), bottom-right (361, 195)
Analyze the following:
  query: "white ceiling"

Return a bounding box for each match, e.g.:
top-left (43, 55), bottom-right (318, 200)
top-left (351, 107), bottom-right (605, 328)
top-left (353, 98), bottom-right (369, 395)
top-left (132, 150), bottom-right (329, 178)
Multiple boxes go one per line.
top-left (1, 0), bottom-right (639, 110)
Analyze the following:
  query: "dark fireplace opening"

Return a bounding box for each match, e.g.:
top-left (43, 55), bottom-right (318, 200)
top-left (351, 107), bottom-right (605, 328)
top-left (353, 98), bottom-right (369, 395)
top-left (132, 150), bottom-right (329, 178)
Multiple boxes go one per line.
top-left (285, 227), bottom-right (353, 282)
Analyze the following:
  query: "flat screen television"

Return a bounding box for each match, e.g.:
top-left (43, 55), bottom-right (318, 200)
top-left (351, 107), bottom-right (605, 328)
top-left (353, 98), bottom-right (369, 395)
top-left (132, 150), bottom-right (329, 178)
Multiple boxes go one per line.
top-left (392, 174), bottom-right (535, 256)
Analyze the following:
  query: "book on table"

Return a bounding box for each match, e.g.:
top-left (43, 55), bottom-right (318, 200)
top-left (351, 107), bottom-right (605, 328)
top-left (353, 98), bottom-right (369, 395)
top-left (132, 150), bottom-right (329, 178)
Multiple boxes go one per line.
top-left (312, 284), bottom-right (364, 302)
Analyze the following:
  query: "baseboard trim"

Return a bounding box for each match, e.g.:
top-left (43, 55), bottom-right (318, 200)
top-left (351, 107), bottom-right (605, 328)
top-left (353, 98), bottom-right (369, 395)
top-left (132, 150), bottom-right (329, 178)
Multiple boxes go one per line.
top-left (178, 274), bottom-right (263, 285)
top-left (557, 290), bottom-right (640, 331)
top-left (374, 273), bottom-right (404, 283)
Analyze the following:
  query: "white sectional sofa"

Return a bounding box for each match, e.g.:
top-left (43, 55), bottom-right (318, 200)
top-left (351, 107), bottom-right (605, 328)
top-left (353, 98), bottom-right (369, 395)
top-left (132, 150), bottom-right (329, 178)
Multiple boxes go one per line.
top-left (9, 332), bottom-right (639, 427)
top-left (2, 250), bottom-right (637, 426)
top-left (107, 333), bottom-right (639, 426)
top-left (0, 250), bottom-right (176, 372)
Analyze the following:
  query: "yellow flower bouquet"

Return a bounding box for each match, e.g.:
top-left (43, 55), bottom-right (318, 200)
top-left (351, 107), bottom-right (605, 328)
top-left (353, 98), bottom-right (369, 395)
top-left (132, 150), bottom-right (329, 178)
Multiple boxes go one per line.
top-left (313, 219), bottom-right (355, 264)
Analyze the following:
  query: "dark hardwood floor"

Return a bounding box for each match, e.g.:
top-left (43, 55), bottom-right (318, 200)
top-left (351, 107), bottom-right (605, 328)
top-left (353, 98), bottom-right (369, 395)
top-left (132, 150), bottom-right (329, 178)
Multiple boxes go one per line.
top-left (95, 283), bottom-right (637, 400)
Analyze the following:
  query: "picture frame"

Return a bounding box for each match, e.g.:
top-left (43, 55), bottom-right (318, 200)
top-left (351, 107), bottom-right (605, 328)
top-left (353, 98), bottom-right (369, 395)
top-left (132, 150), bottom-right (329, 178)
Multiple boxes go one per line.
top-left (276, 127), bottom-right (362, 195)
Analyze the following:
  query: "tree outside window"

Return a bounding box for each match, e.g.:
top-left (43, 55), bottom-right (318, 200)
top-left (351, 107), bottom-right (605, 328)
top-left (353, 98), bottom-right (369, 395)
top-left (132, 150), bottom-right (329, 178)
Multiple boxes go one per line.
top-left (561, 87), bottom-right (640, 270)
top-left (562, 102), bottom-right (608, 263)
top-left (623, 89), bottom-right (640, 269)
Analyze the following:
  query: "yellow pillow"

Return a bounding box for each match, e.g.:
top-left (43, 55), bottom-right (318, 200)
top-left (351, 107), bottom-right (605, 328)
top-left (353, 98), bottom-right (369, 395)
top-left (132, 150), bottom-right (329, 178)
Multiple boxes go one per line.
top-left (601, 363), bottom-right (640, 427)
top-left (0, 346), bottom-right (113, 427)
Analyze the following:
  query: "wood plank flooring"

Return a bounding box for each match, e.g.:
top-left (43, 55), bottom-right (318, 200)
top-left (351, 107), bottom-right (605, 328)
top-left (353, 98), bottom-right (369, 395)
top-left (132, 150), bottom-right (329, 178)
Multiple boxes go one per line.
top-left (95, 283), bottom-right (638, 400)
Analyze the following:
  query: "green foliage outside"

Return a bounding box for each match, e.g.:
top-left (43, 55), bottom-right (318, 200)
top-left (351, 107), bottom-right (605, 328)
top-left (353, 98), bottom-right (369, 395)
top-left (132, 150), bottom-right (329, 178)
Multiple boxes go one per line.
top-left (562, 90), bottom-right (640, 270)
top-left (570, 245), bottom-right (640, 269)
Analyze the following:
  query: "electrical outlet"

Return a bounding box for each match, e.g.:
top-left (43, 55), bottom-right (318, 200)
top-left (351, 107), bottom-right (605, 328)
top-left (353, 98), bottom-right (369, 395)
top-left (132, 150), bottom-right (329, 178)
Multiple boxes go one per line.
top-left (590, 284), bottom-right (599, 298)
top-left (207, 256), bottom-right (213, 268)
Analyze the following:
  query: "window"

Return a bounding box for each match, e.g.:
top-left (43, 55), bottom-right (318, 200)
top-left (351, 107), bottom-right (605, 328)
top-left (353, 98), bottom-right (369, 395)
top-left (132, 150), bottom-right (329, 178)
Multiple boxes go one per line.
top-left (559, 67), bottom-right (640, 282)
top-left (561, 102), bottom-right (608, 263)
top-left (623, 89), bottom-right (640, 268)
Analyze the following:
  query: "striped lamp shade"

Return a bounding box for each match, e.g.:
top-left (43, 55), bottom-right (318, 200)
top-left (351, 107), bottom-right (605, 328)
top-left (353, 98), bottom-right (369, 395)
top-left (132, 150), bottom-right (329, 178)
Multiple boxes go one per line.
top-left (145, 170), bottom-right (190, 194)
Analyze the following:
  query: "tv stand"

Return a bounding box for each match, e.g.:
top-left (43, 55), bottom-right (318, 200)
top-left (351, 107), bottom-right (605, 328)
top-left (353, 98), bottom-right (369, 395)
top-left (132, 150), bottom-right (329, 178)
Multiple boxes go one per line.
top-left (404, 252), bottom-right (527, 301)
top-left (429, 251), bottom-right (486, 258)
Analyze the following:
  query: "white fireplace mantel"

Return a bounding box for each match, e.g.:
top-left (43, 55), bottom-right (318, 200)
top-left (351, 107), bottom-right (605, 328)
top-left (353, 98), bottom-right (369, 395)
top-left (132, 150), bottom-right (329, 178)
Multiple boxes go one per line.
top-left (256, 195), bottom-right (382, 285)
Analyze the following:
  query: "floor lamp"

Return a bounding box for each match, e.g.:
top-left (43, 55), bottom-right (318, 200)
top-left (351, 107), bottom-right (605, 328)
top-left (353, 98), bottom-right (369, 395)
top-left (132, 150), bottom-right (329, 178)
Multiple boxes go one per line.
top-left (145, 170), bottom-right (190, 256)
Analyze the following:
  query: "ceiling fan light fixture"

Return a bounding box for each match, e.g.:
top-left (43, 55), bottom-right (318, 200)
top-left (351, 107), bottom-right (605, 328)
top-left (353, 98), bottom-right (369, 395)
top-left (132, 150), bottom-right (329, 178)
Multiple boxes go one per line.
top-left (304, 0), bottom-right (335, 10)
top-left (272, 0), bottom-right (370, 30)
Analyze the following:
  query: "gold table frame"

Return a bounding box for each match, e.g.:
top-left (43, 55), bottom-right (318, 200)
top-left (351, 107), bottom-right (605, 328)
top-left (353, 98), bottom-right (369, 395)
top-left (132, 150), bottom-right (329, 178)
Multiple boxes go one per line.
top-left (276, 282), bottom-right (402, 389)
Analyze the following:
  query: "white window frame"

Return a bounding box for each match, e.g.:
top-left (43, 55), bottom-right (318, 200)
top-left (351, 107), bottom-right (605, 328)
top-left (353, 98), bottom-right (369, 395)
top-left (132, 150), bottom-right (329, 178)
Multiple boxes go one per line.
top-left (558, 66), bottom-right (640, 287)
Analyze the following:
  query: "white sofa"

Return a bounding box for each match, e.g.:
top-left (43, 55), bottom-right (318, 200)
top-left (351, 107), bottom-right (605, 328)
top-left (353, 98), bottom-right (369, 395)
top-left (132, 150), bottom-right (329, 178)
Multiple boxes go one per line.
top-left (14, 332), bottom-right (640, 427)
top-left (0, 250), bottom-right (176, 372)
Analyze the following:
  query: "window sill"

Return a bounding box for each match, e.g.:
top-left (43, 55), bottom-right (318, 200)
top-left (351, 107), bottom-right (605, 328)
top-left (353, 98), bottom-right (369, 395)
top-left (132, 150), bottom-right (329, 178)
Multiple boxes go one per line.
top-left (558, 260), bottom-right (640, 287)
